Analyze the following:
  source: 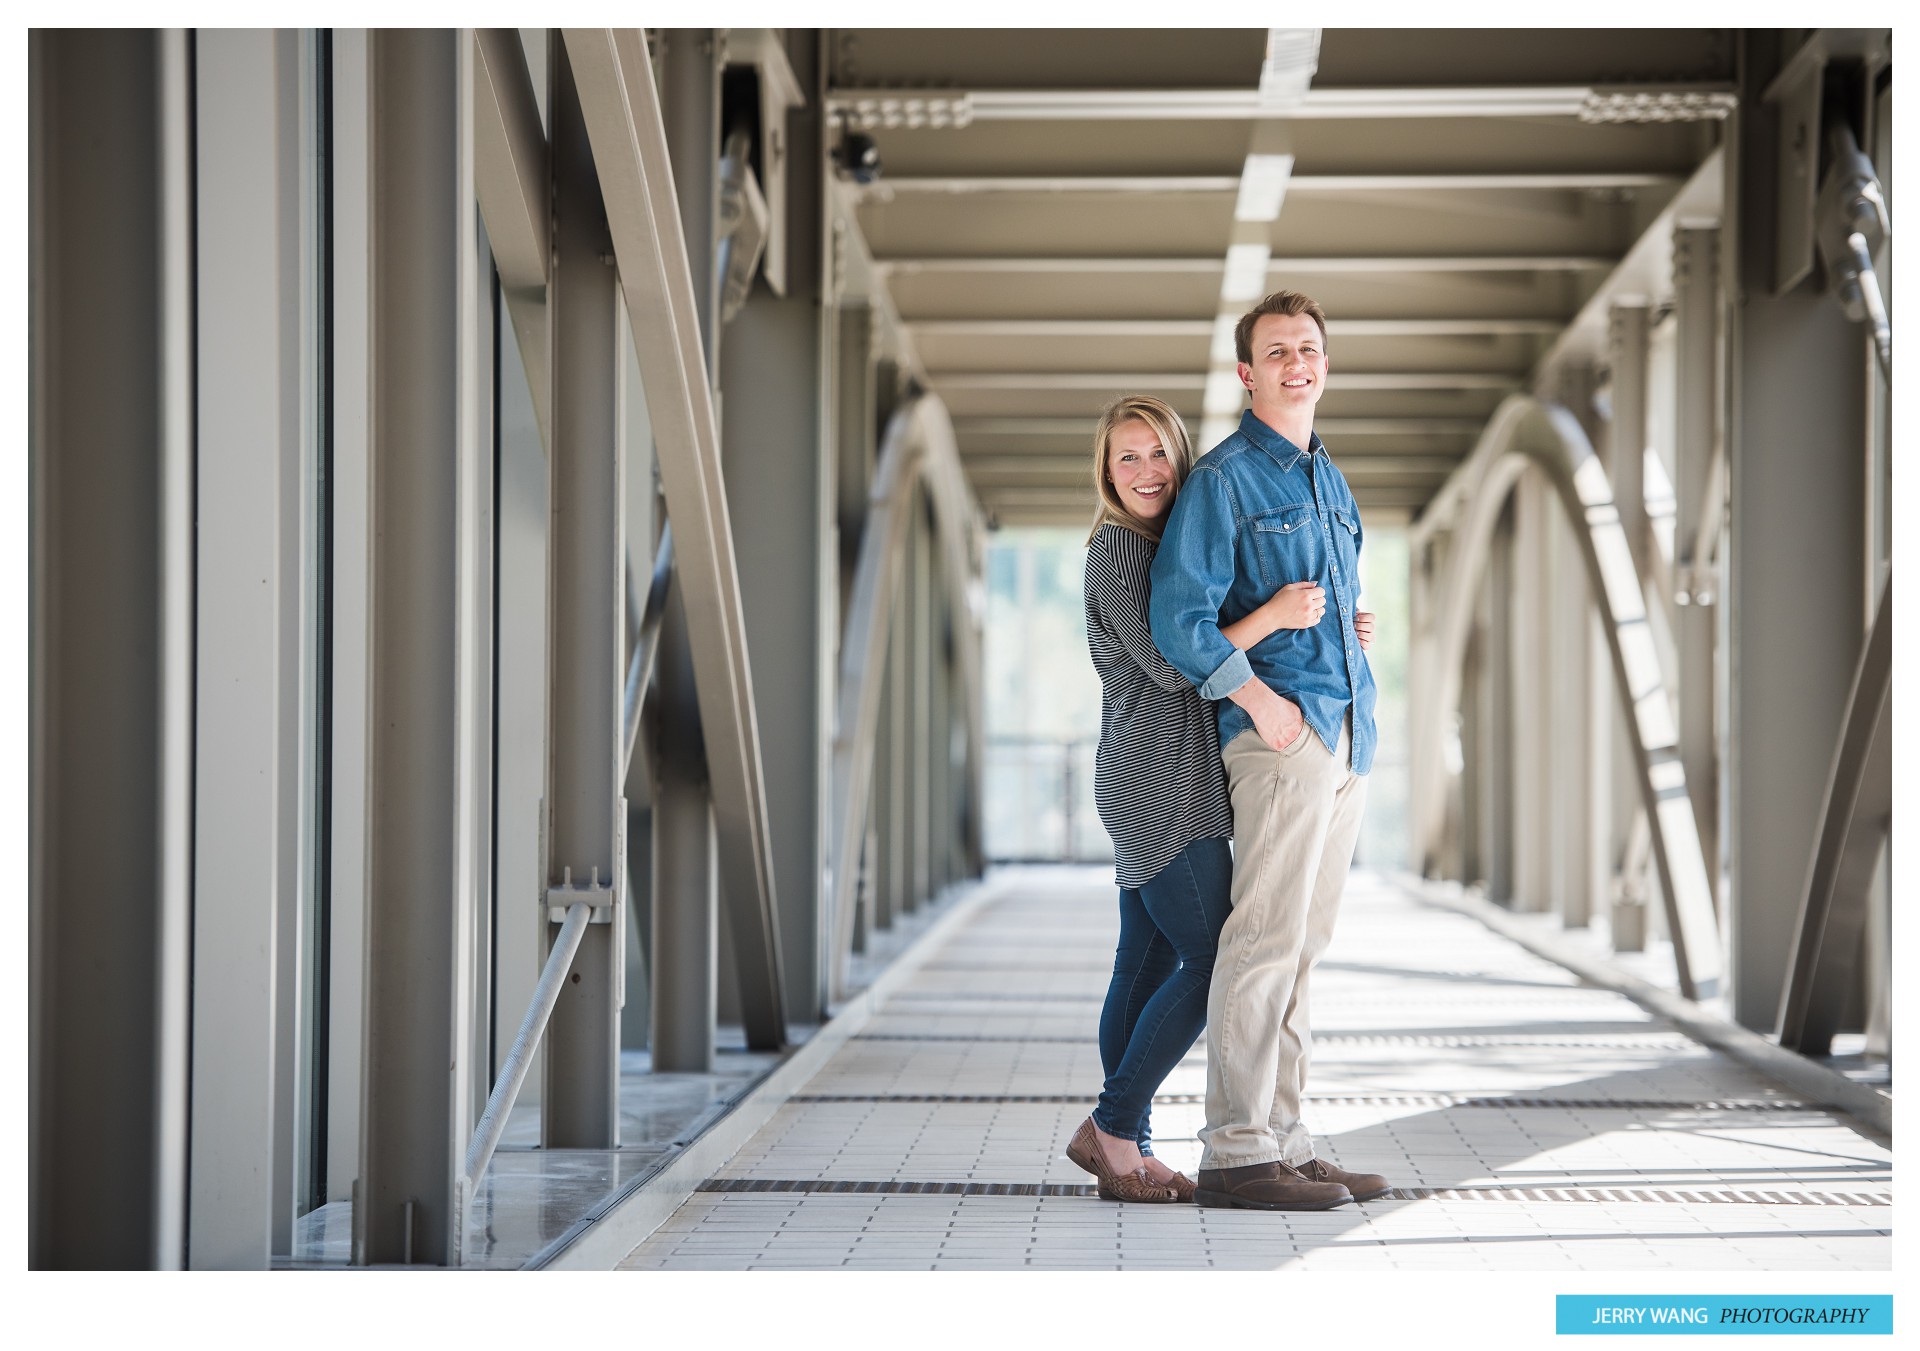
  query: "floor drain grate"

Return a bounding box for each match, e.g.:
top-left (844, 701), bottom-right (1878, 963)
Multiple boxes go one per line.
top-left (786, 1093), bottom-right (1818, 1111)
top-left (850, 1033), bottom-right (1694, 1049)
top-left (696, 1178), bottom-right (1890, 1206)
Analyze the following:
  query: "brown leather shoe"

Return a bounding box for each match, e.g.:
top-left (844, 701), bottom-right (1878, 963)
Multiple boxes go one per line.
top-left (1194, 1160), bottom-right (1352, 1211)
top-left (1296, 1156), bottom-right (1391, 1201)
top-left (1065, 1118), bottom-right (1180, 1203)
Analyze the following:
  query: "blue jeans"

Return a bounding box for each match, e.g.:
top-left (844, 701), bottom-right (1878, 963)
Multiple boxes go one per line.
top-left (1093, 836), bottom-right (1233, 1150)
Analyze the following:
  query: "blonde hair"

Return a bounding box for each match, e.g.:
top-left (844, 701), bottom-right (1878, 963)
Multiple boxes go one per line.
top-left (1086, 394), bottom-right (1196, 544)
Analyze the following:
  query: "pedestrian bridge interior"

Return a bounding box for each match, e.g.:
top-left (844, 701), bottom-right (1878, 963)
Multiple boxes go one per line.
top-left (30, 25), bottom-right (1892, 1290)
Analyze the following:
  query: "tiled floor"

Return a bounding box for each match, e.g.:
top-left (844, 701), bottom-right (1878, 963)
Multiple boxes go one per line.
top-left (617, 867), bottom-right (1892, 1271)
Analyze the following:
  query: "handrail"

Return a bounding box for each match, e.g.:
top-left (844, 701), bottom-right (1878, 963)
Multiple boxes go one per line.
top-left (1409, 394), bottom-right (1723, 1000)
top-left (463, 901), bottom-right (594, 1189)
top-left (621, 523), bottom-right (675, 779)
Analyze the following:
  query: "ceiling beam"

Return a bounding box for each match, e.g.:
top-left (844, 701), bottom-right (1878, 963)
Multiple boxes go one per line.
top-left (862, 171), bottom-right (1683, 196)
top-left (956, 416), bottom-right (1487, 436)
top-left (912, 317), bottom-right (1565, 338)
top-left (977, 485), bottom-right (1443, 513)
top-left (829, 84), bottom-right (1736, 123)
top-left (929, 371), bottom-right (1523, 390)
top-left (963, 454), bottom-right (1458, 478)
top-left (878, 255), bottom-right (1616, 275)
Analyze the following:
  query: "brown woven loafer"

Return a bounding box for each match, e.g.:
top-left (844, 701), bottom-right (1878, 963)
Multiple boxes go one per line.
top-left (1297, 1156), bottom-right (1391, 1201)
top-left (1065, 1118), bottom-right (1180, 1204)
top-left (1194, 1160), bottom-right (1352, 1211)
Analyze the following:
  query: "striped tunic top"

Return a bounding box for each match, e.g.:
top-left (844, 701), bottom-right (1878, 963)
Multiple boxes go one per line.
top-left (1084, 522), bottom-right (1234, 887)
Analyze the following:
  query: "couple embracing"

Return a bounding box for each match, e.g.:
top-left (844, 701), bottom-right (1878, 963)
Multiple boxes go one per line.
top-left (1065, 289), bottom-right (1388, 1211)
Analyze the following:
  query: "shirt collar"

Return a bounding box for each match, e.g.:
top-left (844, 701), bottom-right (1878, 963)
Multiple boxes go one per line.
top-left (1237, 409), bottom-right (1324, 473)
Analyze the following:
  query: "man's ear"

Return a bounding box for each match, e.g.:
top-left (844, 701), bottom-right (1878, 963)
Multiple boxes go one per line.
top-left (1236, 361), bottom-right (1253, 391)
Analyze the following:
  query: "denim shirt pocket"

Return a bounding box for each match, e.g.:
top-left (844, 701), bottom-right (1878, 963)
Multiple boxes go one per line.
top-left (1248, 504), bottom-right (1318, 590)
top-left (1330, 507), bottom-right (1361, 576)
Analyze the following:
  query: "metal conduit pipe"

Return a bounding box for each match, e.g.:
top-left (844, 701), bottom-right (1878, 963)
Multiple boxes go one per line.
top-left (622, 524), bottom-right (676, 779)
top-left (1815, 122), bottom-right (1892, 384)
top-left (463, 901), bottom-right (594, 1189)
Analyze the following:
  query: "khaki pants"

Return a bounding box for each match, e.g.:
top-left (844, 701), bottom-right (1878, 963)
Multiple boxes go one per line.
top-left (1201, 716), bottom-right (1367, 1170)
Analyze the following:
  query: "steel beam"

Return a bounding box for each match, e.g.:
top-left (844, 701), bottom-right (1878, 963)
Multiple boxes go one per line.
top-left (929, 372), bottom-right (1523, 391)
top-left (909, 318), bottom-right (1565, 338)
top-left (827, 406), bottom-right (927, 995)
top-left (1670, 224), bottom-right (1721, 903)
top-left (871, 585), bottom-right (902, 935)
top-left (1776, 582), bottom-right (1891, 1055)
top-left (1477, 510), bottom-right (1515, 904)
top-left (1725, 34), bottom-right (1871, 1030)
top-left (324, 27), bottom-right (374, 1206)
top-left (883, 574), bottom-right (912, 921)
top-left (650, 575), bottom-right (716, 1071)
top-left (909, 497), bottom-right (935, 911)
top-left (1410, 396), bottom-right (1723, 998)
top-left (538, 36), bottom-right (623, 1150)
top-left (720, 27), bottom-right (831, 1022)
top-left (29, 28), bottom-right (192, 1271)
top-left (471, 29), bottom-right (551, 446)
top-left (866, 171), bottom-right (1681, 195)
top-left (829, 83), bottom-right (1735, 122)
top-left (354, 29), bottom-right (480, 1267)
top-left (879, 255), bottom-right (1614, 275)
top-left (565, 27), bottom-right (788, 1048)
top-left (1605, 302), bottom-right (1651, 579)
top-left (1508, 474), bottom-right (1555, 911)
top-left (186, 28), bottom-right (306, 1270)
top-left (647, 26), bottom-right (722, 1070)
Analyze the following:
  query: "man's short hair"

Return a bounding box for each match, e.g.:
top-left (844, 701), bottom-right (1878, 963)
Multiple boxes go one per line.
top-left (1234, 290), bottom-right (1329, 365)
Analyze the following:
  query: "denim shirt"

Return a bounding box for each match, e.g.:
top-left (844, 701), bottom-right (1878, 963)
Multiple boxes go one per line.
top-left (1148, 409), bottom-right (1377, 774)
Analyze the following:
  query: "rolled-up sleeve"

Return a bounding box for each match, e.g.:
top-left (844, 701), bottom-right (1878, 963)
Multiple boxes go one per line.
top-left (1149, 466), bottom-right (1249, 701)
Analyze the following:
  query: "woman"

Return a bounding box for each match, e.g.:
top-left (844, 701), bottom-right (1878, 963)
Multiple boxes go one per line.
top-left (1066, 394), bottom-right (1369, 1202)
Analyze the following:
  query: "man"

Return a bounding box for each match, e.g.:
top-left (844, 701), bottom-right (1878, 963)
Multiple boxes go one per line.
top-left (1148, 290), bottom-right (1386, 1211)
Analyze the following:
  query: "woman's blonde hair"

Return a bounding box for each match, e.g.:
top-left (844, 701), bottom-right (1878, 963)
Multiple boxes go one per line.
top-left (1087, 394), bottom-right (1196, 543)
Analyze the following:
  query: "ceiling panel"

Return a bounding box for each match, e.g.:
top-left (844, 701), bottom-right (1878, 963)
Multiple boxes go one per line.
top-left (828, 27), bottom-right (1730, 520)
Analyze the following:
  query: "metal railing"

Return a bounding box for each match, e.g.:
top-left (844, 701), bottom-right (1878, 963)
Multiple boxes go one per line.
top-left (984, 736), bottom-right (1111, 864)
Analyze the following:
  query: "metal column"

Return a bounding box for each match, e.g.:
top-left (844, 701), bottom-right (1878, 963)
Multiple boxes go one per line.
top-left (720, 29), bottom-right (830, 1021)
top-left (929, 564), bottom-right (955, 891)
top-left (1726, 36), bottom-right (1870, 1030)
top-left (188, 28), bottom-right (307, 1269)
top-left (908, 496), bottom-right (935, 911)
top-left (355, 29), bottom-right (480, 1267)
top-left (29, 29), bottom-right (192, 1271)
top-left (651, 576), bottom-right (717, 1071)
top-left (1508, 474), bottom-right (1554, 912)
top-left (1547, 502), bottom-right (1597, 929)
top-left (539, 38), bottom-right (623, 1148)
top-left (870, 597), bottom-right (899, 935)
top-left (1475, 508), bottom-right (1515, 904)
top-left (1607, 303), bottom-right (1651, 579)
top-left (650, 27), bottom-right (722, 1066)
top-left (1671, 224), bottom-right (1722, 900)
top-left (882, 576), bottom-right (911, 923)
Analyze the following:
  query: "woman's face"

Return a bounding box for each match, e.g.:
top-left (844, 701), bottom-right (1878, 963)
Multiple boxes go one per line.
top-left (1106, 419), bottom-right (1174, 523)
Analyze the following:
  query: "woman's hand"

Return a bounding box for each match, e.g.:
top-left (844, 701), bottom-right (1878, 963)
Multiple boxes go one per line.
top-left (1264, 579), bottom-right (1325, 630)
top-left (1353, 611), bottom-right (1375, 651)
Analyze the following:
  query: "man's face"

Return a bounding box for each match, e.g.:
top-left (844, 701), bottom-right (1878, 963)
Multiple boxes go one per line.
top-left (1238, 311), bottom-right (1328, 422)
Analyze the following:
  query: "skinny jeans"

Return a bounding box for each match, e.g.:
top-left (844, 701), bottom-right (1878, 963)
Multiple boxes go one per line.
top-left (1093, 836), bottom-right (1233, 1149)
